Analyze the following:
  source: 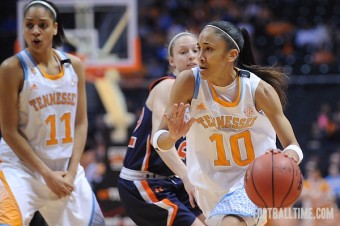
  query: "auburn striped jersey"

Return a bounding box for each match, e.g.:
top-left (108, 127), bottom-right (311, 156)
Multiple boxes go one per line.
top-left (0, 49), bottom-right (78, 162)
top-left (123, 75), bottom-right (187, 176)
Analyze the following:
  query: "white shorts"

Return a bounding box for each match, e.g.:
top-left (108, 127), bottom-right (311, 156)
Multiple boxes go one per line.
top-left (206, 187), bottom-right (267, 226)
top-left (0, 161), bottom-right (105, 226)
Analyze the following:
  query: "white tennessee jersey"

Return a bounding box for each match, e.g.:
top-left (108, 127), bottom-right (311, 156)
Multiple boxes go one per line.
top-left (187, 67), bottom-right (276, 215)
top-left (0, 49), bottom-right (78, 162)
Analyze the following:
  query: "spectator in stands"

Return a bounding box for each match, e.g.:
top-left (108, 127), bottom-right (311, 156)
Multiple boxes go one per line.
top-left (300, 160), bottom-right (337, 226)
top-left (325, 163), bottom-right (340, 208)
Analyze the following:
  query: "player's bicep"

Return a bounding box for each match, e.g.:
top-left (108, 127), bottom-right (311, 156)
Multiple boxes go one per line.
top-left (0, 58), bottom-right (23, 135)
top-left (255, 81), bottom-right (298, 147)
top-left (160, 70), bottom-right (195, 129)
top-left (255, 81), bottom-right (282, 115)
top-left (150, 81), bottom-right (173, 136)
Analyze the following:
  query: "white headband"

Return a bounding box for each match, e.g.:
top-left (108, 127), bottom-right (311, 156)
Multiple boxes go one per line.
top-left (167, 32), bottom-right (195, 56)
top-left (205, 25), bottom-right (240, 52)
top-left (25, 1), bottom-right (57, 19)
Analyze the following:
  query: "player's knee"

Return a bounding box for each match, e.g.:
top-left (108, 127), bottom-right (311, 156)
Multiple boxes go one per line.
top-left (221, 215), bottom-right (247, 226)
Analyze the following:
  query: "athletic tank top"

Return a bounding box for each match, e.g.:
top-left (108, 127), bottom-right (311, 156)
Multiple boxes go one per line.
top-left (123, 75), bottom-right (187, 176)
top-left (187, 67), bottom-right (276, 214)
top-left (0, 49), bottom-right (78, 162)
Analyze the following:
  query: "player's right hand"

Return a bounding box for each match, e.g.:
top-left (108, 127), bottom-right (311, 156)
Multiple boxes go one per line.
top-left (43, 170), bottom-right (74, 198)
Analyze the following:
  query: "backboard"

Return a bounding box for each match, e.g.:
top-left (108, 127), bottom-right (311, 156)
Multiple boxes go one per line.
top-left (17, 0), bottom-right (141, 74)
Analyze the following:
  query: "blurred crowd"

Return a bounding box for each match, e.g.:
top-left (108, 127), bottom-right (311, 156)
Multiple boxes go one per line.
top-left (138, 0), bottom-right (340, 78)
top-left (1, 0), bottom-right (340, 75)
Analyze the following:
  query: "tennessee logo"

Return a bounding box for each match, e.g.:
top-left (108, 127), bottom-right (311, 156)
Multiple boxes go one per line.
top-left (31, 83), bottom-right (38, 90)
top-left (196, 103), bottom-right (206, 111)
top-left (243, 106), bottom-right (254, 117)
top-left (155, 186), bottom-right (164, 193)
top-left (31, 68), bottom-right (37, 74)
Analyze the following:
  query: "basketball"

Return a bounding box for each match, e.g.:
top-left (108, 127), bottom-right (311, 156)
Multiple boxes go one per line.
top-left (244, 150), bottom-right (303, 208)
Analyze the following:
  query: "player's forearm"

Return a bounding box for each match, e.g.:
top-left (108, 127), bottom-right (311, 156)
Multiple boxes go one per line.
top-left (2, 131), bottom-right (52, 175)
top-left (157, 146), bottom-right (189, 180)
top-left (68, 121), bottom-right (88, 176)
top-left (152, 130), bottom-right (178, 151)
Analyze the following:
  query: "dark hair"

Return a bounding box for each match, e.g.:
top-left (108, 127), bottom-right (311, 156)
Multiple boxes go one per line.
top-left (207, 21), bottom-right (288, 108)
top-left (24, 0), bottom-right (68, 47)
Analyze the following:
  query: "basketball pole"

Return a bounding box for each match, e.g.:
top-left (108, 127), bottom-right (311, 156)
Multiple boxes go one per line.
top-left (94, 6), bottom-right (134, 142)
top-left (101, 8), bottom-right (130, 55)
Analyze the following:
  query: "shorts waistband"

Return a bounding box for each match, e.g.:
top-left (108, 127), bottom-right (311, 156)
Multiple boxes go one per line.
top-left (119, 167), bottom-right (176, 180)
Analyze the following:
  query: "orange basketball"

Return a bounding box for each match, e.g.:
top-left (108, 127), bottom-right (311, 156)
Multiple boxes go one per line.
top-left (244, 150), bottom-right (303, 208)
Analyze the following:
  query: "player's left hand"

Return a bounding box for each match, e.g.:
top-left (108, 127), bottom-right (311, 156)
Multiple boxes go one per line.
top-left (181, 176), bottom-right (197, 208)
top-left (265, 148), bottom-right (299, 163)
top-left (282, 149), bottom-right (299, 163)
top-left (63, 171), bottom-right (76, 186)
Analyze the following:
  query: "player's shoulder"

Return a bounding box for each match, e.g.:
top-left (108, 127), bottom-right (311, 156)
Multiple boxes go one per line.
top-left (0, 55), bottom-right (23, 76)
top-left (256, 79), bottom-right (275, 94)
top-left (149, 75), bottom-right (175, 91)
top-left (175, 68), bottom-right (195, 86)
top-left (149, 77), bottom-right (175, 101)
top-left (66, 53), bottom-right (82, 67)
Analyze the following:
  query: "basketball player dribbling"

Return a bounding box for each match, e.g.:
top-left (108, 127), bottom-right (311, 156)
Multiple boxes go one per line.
top-left (0, 1), bottom-right (105, 225)
top-left (153, 21), bottom-right (304, 226)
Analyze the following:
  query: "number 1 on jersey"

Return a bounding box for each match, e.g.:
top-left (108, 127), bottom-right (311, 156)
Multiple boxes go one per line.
top-left (45, 113), bottom-right (73, 145)
top-left (210, 130), bottom-right (255, 166)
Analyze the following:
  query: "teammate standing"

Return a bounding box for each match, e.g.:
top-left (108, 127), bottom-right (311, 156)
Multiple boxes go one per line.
top-left (118, 32), bottom-right (206, 226)
top-left (153, 21), bottom-right (303, 226)
top-left (0, 1), bottom-right (105, 225)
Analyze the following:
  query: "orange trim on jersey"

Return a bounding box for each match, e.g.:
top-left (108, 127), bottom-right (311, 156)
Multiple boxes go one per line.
top-left (141, 180), bottom-right (159, 202)
top-left (208, 76), bottom-right (241, 107)
top-left (141, 135), bottom-right (152, 171)
top-left (140, 180), bottom-right (178, 225)
top-left (38, 50), bottom-right (65, 80)
top-left (0, 171), bottom-right (23, 226)
top-left (163, 198), bottom-right (178, 226)
top-left (128, 136), bottom-right (137, 148)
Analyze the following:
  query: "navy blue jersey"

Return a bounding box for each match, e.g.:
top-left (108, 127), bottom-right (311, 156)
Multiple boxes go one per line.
top-left (123, 75), bottom-right (187, 177)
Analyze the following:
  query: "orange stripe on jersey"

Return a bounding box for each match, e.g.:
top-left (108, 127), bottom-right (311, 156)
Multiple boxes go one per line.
top-left (177, 140), bottom-right (187, 159)
top-left (209, 76), bottom-right (241, 107)
top-left (163, 198), bottom-right (178, 226)
top-left (141, 180), bottom-right (158, 202)
top-left (141, 135), bottom-right (151, 171)
top-left (140, 181), bottom-right (179, 225)
top-left (0, 171), bottom-right (22, 226)
top-left (38, 50), bottom-right (65, 80)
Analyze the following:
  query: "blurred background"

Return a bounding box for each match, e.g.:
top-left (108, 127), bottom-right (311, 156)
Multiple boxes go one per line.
top-left (2, 0), bottom-right (340, 225)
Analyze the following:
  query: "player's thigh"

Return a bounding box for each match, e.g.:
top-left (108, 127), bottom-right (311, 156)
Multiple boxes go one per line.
top-left (0, 162), bottom-right (46, 226)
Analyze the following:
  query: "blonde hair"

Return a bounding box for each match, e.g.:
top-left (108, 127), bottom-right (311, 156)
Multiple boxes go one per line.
top-left (167, 32), bottom-right (197, 57)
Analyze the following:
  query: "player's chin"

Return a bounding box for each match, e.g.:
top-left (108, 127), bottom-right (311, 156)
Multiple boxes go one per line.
top-left (199, 67), bottom-right (208, 78)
